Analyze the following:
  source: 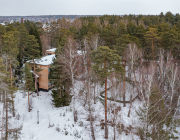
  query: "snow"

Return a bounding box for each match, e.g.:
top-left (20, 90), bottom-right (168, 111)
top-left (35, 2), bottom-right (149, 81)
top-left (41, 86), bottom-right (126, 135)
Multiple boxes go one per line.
top-left (0, 23), bottom-right (5, 26)
top-left (28, 54), bottom-right (55, 66)
top-left (72, 81), bottom-right (141, 140)
top-left (46, 48), bottom-right (57, 53)
top-left (77, 50), bottom-right (83, 55)
top-left (176, 127), bottom-right (180, 138)
top-left (3, 79), bottom-right (142, 140)
top-left (27, 48), bottom-right (56, 66)
top-left (4, 79), bottom-right (178, 139)
top-left (11, 90), bottom-right (87, 140)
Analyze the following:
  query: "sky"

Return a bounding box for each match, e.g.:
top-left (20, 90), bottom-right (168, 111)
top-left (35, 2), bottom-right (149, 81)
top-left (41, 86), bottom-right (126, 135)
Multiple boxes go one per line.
top-left (0, 0), bottom-right (179, 16)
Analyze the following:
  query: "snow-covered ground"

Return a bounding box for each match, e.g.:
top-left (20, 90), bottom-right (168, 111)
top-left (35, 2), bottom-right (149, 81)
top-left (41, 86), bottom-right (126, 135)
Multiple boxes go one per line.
top-left (0, 80), bottom-right (144, 140)
top-left (11, 90), bottom-right (87, 140)
top-left (4, 80), bottom-right (179, 140)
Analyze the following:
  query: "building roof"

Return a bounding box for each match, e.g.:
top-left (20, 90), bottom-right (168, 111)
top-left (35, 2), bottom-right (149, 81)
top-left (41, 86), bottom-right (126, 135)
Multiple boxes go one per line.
top-left (28, 54), bottom-right (55, 66)
top-left (46, 48), bottom-right (57, 53)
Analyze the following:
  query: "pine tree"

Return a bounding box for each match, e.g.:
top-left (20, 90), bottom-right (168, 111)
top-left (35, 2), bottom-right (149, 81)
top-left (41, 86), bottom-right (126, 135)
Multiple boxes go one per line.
top-left (91, 46), bottom-right (124, 139)
top-left (24, 21), bottom-right (42, 55)
top-left (24, 35), bottom-right (41, 95)
top-left (17, 24), bottom-right (29, 67)
top-left (0, 24), bottom-right (6, 54)
top-left (0, 56), bottom-right (18, 139)
top-left (144, 27), bottom-right (160, 59)
top-left (2, 31), bottom-right (19, 87)
top-left (24, 63), bottom-right (34, 91)
top-left (49, 55), bottom-right (72, 107)
top-left (0, 57), bottom-right (10, 91)
top-left (24, 35), bottom-right (41, 61)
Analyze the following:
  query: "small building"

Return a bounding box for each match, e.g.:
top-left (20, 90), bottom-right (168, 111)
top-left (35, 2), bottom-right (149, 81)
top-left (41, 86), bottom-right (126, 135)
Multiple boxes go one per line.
top-left (28, 48), bottom-right (56, 91)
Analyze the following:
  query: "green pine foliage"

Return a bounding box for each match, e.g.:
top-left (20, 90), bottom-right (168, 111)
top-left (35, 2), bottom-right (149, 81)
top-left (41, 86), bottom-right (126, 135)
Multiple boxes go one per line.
top-left (24, 35), bottom-right (41, 61)
top-left (91, 46), bottom-right (124, 80)
top-left (2, 31), bottom-right (19, 59)
top-left (0, 57), bottom-right (10, 89)
top-left (24, 21), bottom-right (42, 55)
top-left (24, 63), bottom-right (34, 91)
top-left (49, 56), bottom-right (72, 107)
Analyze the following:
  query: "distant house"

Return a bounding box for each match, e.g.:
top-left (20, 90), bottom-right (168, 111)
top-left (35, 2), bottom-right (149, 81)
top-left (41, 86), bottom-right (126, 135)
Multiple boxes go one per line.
top-left (28, 48), bottom-right (56, 91)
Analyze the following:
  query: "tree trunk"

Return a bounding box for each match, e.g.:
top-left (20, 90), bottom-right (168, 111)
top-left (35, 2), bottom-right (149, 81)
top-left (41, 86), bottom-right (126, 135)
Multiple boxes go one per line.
top-left (11, 93), bottom-right (15, 117)
top-left (87, 80), bottom-right (95, 140)
top-left (94, 83), bottom-right (96, 104)
top-left (89, 105), bottom-right (95, 140)
top-left (36, 77), bottom-right (39, 96)
top-left (5, 56), bottom-right (8, 72)
top-left (1, 92), bottom-right (5, 139)
top-left (113, 115), bottom-right (116, 140)
top-left (123, 76), bottom-right (126, 107)
top-left (28, 89), bottom-right (30, 112)
top-left (9, 61), bottom-right (13, 87)
top-left (128, 94), bottom-right (132, 117)
top-left (104, 60), bottom-right (108, 139)
top-left (105, 77), bottom-right (108, 139)
top-left (152, 39), bottom-right (154, 59)
top-left (5, 91), bottom-right (8, 140)
top-left (123, 61), bottom-right (126, 107)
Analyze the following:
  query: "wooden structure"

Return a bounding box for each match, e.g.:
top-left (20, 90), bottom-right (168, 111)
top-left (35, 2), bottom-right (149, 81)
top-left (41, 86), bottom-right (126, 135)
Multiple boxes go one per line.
top-left (28, 48), bottom-right (56, 91)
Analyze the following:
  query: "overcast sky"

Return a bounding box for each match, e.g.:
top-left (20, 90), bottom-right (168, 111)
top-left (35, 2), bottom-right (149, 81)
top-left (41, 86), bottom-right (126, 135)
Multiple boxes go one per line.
top-left (0, 0), bottom-right (179, 16)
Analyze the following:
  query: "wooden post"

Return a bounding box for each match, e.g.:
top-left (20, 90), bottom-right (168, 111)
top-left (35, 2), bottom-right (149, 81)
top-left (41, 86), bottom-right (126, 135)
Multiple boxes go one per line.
top-left (37, 110), bottom-right (39, 124)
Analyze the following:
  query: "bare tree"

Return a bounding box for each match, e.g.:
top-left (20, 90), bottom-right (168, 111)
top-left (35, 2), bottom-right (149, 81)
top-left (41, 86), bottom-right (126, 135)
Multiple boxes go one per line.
top-left (110, 73), bottom-right (120, 140)
top-left (58, 36), bottom-right (79, 122)
top-left (126, 43), bottom-right (141, 117)
top-left (83, 37), bottom-right (96, 140)
top-left (167, 60), bottom-right (178, 109)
